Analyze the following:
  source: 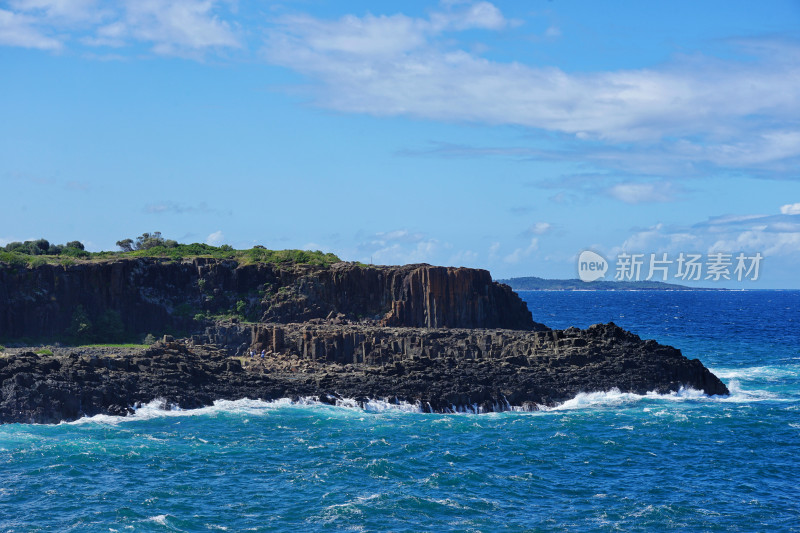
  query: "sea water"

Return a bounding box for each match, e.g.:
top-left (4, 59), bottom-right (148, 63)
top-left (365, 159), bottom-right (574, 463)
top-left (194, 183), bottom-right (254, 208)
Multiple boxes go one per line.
top-left (1, 291), bottom-right (798, 531)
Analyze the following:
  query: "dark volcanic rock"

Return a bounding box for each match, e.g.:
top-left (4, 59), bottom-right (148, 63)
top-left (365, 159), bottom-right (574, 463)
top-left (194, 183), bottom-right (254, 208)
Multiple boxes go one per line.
top-left (0, 322), bottom-right (729, 424)
top-left (0, 259), bottom-right (539, 341)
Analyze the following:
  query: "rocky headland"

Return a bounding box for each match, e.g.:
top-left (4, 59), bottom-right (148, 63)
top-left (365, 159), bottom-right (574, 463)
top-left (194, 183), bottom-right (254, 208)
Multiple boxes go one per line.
top-left (0, 258), bottom-right (728, 423)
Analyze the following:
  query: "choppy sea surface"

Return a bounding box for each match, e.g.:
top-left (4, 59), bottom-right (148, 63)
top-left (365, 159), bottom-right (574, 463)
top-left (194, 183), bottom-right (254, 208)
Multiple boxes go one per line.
top-left (1, 290), bottom-right (799, 532)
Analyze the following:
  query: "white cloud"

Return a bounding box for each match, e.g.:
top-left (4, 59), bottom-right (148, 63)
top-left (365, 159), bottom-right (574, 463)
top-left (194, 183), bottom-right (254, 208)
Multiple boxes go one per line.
top-left (709, 231), bottom-right (800, 257)
top-left (544, 25), bottom-right (561, 38)
top-left (0, 8), bottom-right (62, 49)
top-left (430, 1), bottom-right (508, 31)
top-left (448, 249), bottom-right (478, 266)
top-left (1, 0), bottom-right (240, 56)
top-left (780, 203), bottom-right (800, 215)
top-left (265, 5), bottom-right (800, 176)
top-left (607, 181), bottom-right (679, 204)
top-left (116, 0), bottom-right (240, 56)
top-left (355, 229), bottom-right (440, 265)
top-left (611, 206), bottom-right (800, 265)
top-left (206, 230), bottom-right (224, 245)
top-left (526, 222), bottom-right (552, 235)
top-left (9, 0), bottom-right (102, 23)
top-left (369, 239), bottom-right (440, 265)
top-left (488, 241), bottom-right (501, 261)
top-left (504, 237), bottom-right (538, 264)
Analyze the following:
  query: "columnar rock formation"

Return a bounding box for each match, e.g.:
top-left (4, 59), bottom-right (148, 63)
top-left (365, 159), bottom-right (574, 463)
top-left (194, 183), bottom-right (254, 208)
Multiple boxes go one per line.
top-left (0, 258), bottom-right (729, 424)
top-left (0, 260), bottom-right (537, 342)
top-left (0, 322), bottom-right (728, 423)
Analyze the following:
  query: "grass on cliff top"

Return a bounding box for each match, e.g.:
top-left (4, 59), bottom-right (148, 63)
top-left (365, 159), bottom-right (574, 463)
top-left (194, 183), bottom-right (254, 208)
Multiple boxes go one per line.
top-left (76, 343), bottom-right (151, 348)
top-left (0, 245), bottom-right (341, 268)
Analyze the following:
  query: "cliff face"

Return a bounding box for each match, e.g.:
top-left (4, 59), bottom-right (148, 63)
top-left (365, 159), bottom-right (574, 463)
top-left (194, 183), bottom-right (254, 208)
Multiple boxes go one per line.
top-left (0, 259), bottom-right (538, 341)
top-left (266, 262), bottom-right (535, 330)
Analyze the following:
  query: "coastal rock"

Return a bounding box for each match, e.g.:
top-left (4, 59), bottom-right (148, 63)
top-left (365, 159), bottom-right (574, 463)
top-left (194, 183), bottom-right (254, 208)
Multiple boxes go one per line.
top-left (0, 322), bottom-right (729, 424)
top-left (0, 260), bottom-right (539, 341)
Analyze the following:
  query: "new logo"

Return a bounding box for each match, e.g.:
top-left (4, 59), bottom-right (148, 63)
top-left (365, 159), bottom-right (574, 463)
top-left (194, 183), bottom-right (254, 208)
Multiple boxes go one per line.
top-left (578, 250), bottom-right (608, 282)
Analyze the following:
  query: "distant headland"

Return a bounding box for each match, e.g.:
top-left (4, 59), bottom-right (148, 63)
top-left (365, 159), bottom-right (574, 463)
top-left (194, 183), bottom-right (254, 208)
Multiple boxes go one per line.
top-left (497, 276), bottom-right (719, 291)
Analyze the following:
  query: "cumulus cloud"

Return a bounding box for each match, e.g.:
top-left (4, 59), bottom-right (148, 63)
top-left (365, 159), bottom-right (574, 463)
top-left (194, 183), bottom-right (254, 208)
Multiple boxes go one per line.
top-left (356, 229), bottom-right (439, 265)
top-left (524, 222), bottom-right (552, 235)
top-left (1, 0), bottom-right (240, 56)
top-left (504, 237), bottom-right (538, 264)
top-left (606, 181), bottom-right (680, 204)
top-left (610, 204), bottom-right (800, 263)
top-left (113, 0), bottom-right (240, 56)
top-left (8, 0), bottom-right (103, 23)
top-left (780, 203), bottom-right (800, 215)
top-left (0, 8), bottom-right (62, 48)
top-left (206, 230), bottom-right (224, 245)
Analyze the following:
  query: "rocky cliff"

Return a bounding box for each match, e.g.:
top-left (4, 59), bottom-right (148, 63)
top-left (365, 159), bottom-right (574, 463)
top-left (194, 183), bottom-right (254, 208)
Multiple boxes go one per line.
top-left (0, 322), bottom-right (728, 423)
top-left (0, 259), bottom-right (538, 342)
top-left (0, 257), bottom-right (730, 424)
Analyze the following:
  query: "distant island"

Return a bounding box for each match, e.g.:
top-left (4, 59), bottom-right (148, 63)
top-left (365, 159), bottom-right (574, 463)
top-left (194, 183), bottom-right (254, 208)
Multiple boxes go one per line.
top-left (497, 276), bottom-right (717, 291)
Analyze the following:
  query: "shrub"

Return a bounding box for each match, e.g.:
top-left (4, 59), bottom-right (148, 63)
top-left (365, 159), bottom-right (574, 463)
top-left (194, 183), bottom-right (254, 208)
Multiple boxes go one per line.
top-left (62, 247), bottom-right (90, 259)
top-left (95, 310), bottom-right (125, 343)
top-left (29, 256), bottom-right (48, 268)
top-left (35, 348), bottom-right (54, 356)
top-left (143, 333), bottom-right (157, 345)
top-left (66, 305), bottom-right (93, 344)
top-left (0, 251), bottom-right (28, 268)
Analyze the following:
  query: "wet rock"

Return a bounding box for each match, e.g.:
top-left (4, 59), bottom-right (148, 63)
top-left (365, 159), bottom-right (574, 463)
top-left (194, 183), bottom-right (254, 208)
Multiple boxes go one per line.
top-left (0, 322), bottom-right (728, 424)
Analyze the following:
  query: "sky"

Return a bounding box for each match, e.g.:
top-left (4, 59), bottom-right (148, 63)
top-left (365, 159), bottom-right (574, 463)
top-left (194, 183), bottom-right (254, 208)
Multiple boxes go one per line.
top-left (1, 1), bottom-right (799, 288)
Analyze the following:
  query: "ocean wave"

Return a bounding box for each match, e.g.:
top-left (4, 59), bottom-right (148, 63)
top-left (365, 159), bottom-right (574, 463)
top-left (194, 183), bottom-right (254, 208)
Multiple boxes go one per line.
top-left (710, 365), bottom-right (799, 382)
top-left (539, 386), bottom-right (709, 411)
top-left (66, 397), bottom-right (425, 425)
top-left (540, 379), bottom-right (794, 410)
top-left (61, 379), bottom-right (789, 425)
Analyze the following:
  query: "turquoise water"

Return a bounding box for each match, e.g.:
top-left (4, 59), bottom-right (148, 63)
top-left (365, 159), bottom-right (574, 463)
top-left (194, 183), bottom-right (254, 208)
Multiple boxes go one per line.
top-left (2, 291), bottom-right (799, 531)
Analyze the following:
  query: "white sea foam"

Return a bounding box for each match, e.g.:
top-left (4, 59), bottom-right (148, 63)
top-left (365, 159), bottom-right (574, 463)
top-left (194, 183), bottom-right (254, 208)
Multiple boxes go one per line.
top-left (147, 515), bottom-right (168, 526)
top-left (66, 396), bottom-right (424, 425)
top-left (61, 373), bottom-right (790, 425)
top-left (539, 386), bottom-right (710, 411)
top-left (710, 365), bottom-right (799, 382)
top-left (331, 397), bottom-right (423, 413)
top-left (719, 380), bottom-right (781, 402)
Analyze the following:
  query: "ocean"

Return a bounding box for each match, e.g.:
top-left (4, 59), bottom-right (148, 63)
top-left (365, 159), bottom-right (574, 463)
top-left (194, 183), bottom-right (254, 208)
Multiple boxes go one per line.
top-left (1, 290), bottom-right (798, 532)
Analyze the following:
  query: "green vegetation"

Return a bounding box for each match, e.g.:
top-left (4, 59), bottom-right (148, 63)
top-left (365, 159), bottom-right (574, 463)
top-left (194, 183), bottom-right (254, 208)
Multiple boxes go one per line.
top-left (0, 345), bottom-right (5, 352)
top-left (65, 306), bottom-right (127, 345)
top-left (35, 348), bottom-right (54, 356)
top-left (0, 232), bottom-right (342, 268)
top-left (75, 343), bottom-right (150, 349)
top-left (4, 239), bottom-right (89, 258)
top-left (115, 231), bottom-right (177, 252)
top-left (241, 247), bottom-right (340, 266)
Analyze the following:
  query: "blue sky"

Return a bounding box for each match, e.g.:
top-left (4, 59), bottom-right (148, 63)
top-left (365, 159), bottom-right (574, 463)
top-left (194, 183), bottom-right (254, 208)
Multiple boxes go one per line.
top-left (1, 1), bottom-right (799, 288)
